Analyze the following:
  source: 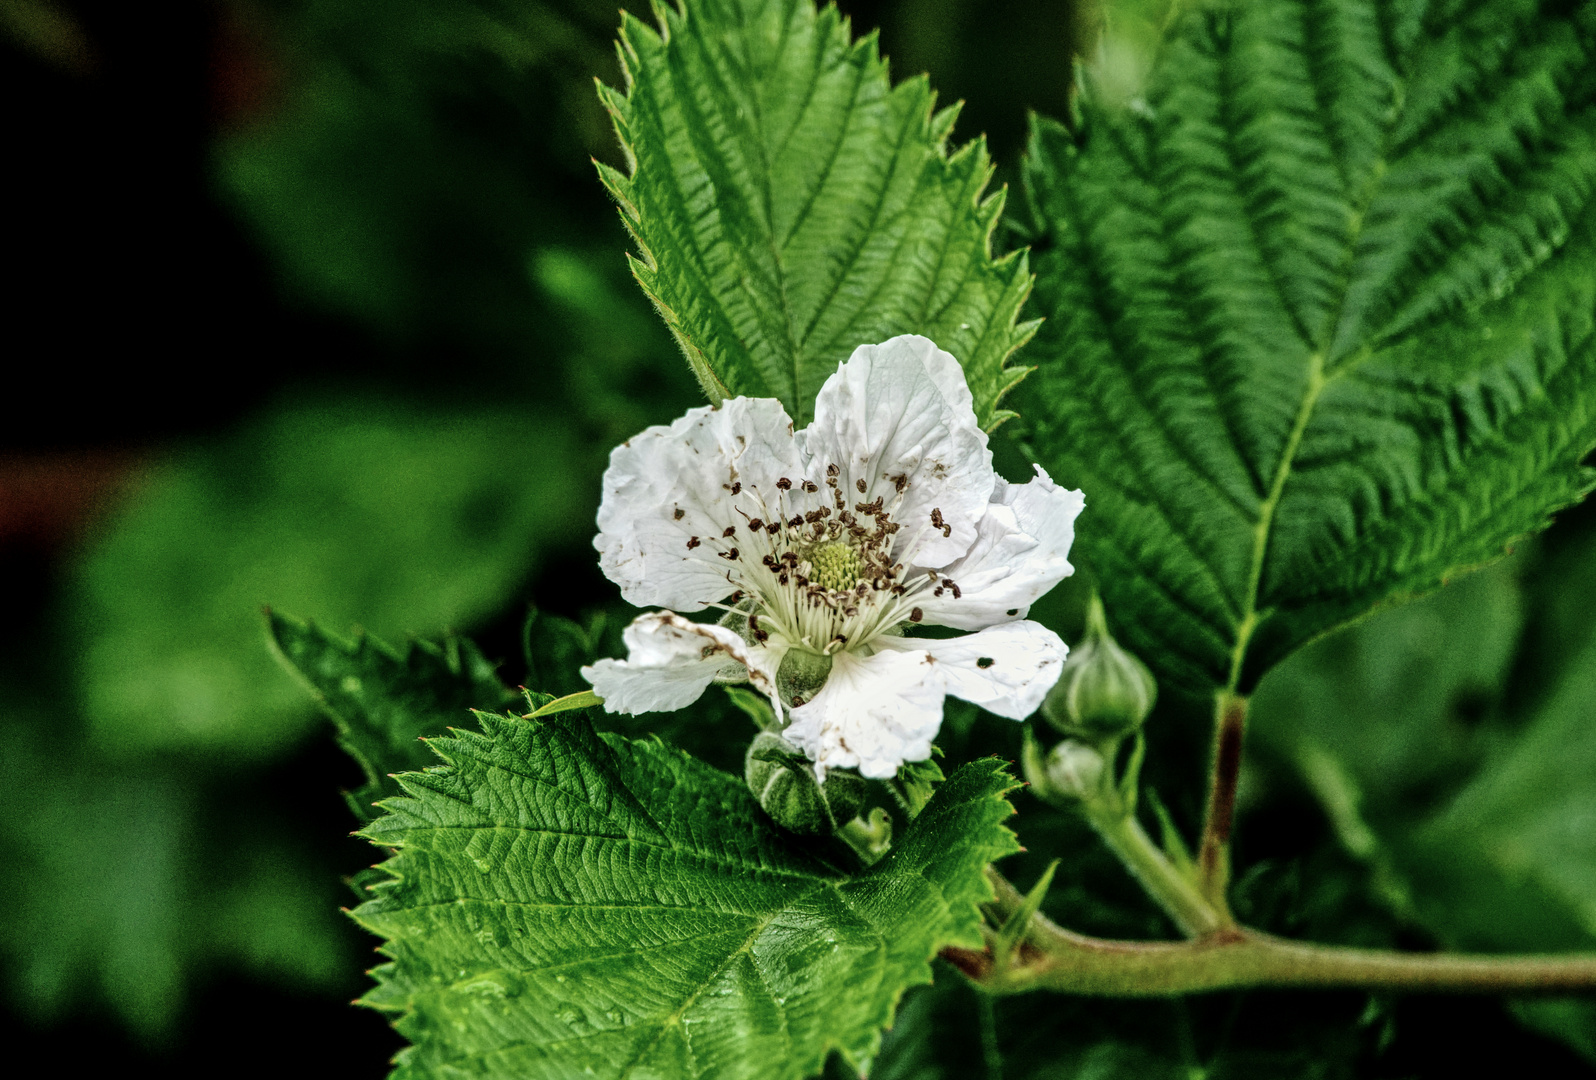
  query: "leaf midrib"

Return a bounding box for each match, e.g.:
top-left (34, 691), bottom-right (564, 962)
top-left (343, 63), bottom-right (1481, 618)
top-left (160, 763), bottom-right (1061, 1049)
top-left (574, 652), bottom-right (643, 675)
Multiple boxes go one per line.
top-left (1220, 22), bottom-right (1407, 692)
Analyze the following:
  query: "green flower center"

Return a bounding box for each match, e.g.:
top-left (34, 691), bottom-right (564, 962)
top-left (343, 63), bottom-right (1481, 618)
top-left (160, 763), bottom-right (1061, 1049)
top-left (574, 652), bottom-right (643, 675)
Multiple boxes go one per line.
top-left (809, 541), bottom-right (862, 591)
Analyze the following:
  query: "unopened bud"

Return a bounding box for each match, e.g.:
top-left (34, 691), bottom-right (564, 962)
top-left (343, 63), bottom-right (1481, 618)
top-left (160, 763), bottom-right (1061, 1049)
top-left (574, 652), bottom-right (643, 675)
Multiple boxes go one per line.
top-left (776, 647), bottom-right (833, 708)
top-left (839, 807), bottom-right (894, 864)
top-left (1022, 729), bottom-right (1106, 804)
top-left (745, 731), bottom-right (863, 834)
top-left (1046, 739), bottom-right (1106, 798)
top-left (1042, 594), bottom-right (1157, 739)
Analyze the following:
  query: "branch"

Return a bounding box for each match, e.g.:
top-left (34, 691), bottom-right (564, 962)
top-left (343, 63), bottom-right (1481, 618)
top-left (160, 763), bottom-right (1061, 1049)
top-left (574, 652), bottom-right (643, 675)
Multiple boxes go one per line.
top-left (957, 870), bottom-right (1596, 997)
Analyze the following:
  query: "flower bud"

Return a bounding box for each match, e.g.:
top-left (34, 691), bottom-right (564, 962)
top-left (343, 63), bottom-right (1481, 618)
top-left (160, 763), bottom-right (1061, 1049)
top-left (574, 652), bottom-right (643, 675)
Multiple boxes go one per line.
top-left (745, 731), bottom-right (864, 834)
top-left (1022, 729), bottom-right (1106, 803)
top-left (776, 647), bottom-right (833, 708)
top-left (839, 807), bottom-right (893, 864)
top-left (1046, 739), bottom-right (1106, 798)
top-left (1042, 594), bottom-right (1157, 739)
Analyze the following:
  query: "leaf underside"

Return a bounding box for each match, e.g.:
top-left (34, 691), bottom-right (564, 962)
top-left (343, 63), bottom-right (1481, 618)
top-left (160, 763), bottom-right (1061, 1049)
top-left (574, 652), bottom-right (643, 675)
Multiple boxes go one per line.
top-left (598, 0), bottom-right (1037, 428)
top-left (1018, 0), bottom-right (1596, 693)
top-left (354, 712), bottom-right (1019, 1080)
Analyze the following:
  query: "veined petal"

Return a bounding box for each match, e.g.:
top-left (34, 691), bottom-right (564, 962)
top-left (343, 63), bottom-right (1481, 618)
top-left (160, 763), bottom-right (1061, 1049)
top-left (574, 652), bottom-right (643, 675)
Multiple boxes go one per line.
top-left (596, 397), bottom-right (803, 611)
top-left (784, 647), bottom-right (944, 780)
top-left (914, 465), bottom-right (1085, 630)
top-left (582, 611), bottom-right (781, 717)
top-left (798, 335), bottom-right (994, 569)
top-left (875, 621), bottom-right (1066, 720)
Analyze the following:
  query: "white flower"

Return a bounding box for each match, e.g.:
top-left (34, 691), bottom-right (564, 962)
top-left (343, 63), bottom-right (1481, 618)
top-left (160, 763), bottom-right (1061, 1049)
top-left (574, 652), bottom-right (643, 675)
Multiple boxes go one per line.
top-left (582, 335), bottom-right (1085, 780)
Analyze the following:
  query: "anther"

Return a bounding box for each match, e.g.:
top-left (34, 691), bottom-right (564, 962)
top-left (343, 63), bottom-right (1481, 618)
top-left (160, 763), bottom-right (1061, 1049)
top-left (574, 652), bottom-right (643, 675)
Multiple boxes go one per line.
top-left (748, 517), bottom-right (763, 530)
top-left (802, 480), bottom-right (818, 493)
top-left (777, 478), bottom-right (792, 490)
top-left (719, 548), bottom-right (739, 560)
top-left (827, 464), bottom-right (839, 477)
top-left (856, 478), bottom-right (867, 494)
top-left (910, 607), bottom-right (923, 622)
top-left (673, 508), bottom-right (684, 520)
top-left (687, 537), bottom-right (701, 549)
top-left (723, 526), bottom-right (736, 537)
top-left (731, 482), bottom-right (742, 495)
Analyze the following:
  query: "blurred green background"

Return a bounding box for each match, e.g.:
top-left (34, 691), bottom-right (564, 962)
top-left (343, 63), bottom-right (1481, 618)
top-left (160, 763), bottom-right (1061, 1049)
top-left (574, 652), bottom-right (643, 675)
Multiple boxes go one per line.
top-left (3, 0), bottom-right (1594, 1076)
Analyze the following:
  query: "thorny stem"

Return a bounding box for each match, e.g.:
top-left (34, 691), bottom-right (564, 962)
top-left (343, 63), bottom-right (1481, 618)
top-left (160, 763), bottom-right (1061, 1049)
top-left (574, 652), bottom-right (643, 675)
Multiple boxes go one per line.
top-left (1195, 690), bottom-right (1247, 918)
top-left (955, 870), bottom-right (1596, 997)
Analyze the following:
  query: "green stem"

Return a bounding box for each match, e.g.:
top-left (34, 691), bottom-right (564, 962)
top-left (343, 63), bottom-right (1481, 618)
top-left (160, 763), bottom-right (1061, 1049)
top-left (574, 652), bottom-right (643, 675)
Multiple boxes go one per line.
top-left (964, 870), bottom-right (1596, 996)
top-left (1082, 797), bottom-right (1223, 938)
top-left (956, 920), bottom-right (1596, 997)
top-left (1195, 691), bottom-right (1246, 918)
top-left (977, 993), bottom-right (1003, 1080)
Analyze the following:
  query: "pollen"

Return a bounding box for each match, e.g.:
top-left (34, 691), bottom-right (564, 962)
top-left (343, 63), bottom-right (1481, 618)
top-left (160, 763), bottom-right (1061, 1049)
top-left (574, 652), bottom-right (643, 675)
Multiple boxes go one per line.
top-left (809, 541), bottom-right (863, 592)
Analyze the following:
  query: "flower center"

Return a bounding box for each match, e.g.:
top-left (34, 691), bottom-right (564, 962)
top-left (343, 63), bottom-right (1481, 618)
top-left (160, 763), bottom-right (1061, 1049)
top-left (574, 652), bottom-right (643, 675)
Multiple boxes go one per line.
top-left (808, 541), bottom-right (861, 591)
top-left (691, 461), bottom-right (962, 659)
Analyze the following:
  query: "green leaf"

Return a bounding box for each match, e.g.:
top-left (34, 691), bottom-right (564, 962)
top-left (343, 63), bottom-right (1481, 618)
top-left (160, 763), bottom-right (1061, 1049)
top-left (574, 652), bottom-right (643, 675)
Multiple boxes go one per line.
top-left (1250, 547), bottom-right (1596, 1059)
top-left (353, 712), bottom-right (1019, 1079)
top-left (70, 395), bottom-right (584, 760)
top-left (1017, 0), bottom-right (1596, 693)
top-left (267, 612), bottom-right (516, 822)
top-left (1402, 622), bottom-right (1596, 1061)
top-left (597, 0), bottom-right (1037, 427)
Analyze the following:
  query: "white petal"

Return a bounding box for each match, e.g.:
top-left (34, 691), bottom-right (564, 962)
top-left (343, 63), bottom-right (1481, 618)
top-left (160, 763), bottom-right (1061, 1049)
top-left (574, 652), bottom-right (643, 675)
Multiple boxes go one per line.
top-left (581, 611), bottom-right (782, 717)
top-left (875, 621), bottom-right (1066, 720)
top-left (784, 648), bottom-right (945, 780)
top-left (914, 465), bottom-right (1085, 630)
top-left (596, 397), bottom-right (804, 611)
top-left (797, 335), bottom-right (994, 568)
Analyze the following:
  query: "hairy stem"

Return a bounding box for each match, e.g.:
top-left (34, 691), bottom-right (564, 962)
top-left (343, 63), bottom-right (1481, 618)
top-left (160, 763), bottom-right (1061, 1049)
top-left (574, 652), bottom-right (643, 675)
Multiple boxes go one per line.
top-left (1081, 796), bottom-right (1222, 937)
top-left (959, 871), bottom-right (1596, 996)
top-left (951, 924), bottom-right (1596, 997)
top-left (1196, 691), bottom-right (1247, 916)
